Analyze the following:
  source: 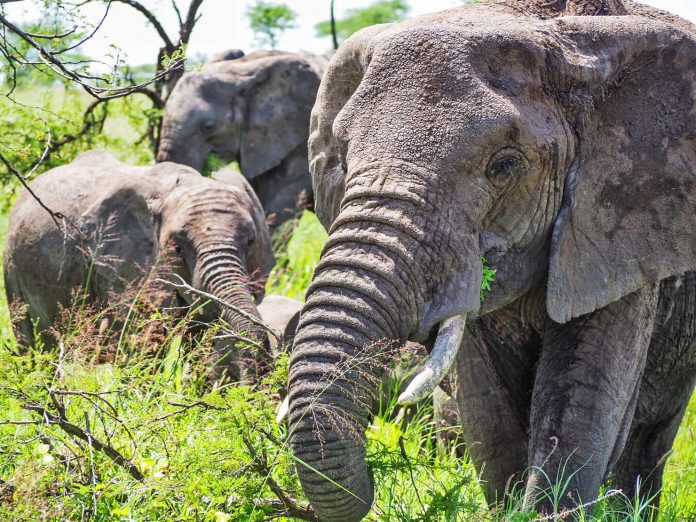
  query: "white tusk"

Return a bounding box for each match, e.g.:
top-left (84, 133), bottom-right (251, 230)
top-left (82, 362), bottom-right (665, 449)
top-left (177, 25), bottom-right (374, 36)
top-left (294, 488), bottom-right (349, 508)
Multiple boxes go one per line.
top-left (276, 396), bottom-right (290, 424)
top-left (397, 313), bottom-right (467, 405)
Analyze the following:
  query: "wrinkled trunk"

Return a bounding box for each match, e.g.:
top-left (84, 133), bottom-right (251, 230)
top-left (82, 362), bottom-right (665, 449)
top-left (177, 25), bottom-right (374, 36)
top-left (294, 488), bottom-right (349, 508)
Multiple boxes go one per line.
top-left (287, 163), bottom-right (484, 520)
top-left (195, 247), bottom-right (268, 380)
top-left (287, 173), bottom-right (439, 520)
top-left (156, 132), bottom-right (206, 173)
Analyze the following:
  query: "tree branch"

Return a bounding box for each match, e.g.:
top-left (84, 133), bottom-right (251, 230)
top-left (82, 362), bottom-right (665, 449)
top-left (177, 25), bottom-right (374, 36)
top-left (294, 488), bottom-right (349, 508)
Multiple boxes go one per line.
top-left (23, 402), bottom-right (144, 481)
top-left (242, 435), bottom-right (319, 521)
top-left (0, 10), bottom-right (183, 100)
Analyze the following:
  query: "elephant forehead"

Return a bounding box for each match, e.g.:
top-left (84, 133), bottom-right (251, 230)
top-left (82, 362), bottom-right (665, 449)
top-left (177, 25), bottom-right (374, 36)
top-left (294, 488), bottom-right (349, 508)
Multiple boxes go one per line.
top-left (366, 5), bottom-right (547, 71)
top-left (335, 10), bottom-right (558, 169)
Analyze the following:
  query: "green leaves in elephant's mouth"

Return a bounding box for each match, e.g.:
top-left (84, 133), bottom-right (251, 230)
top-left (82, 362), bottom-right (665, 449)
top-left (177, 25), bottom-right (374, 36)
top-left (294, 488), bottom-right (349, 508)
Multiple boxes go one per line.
top-left (203, 153), bottom-right (240, 177)
top-left (480, 257), bottom-right (496, 301)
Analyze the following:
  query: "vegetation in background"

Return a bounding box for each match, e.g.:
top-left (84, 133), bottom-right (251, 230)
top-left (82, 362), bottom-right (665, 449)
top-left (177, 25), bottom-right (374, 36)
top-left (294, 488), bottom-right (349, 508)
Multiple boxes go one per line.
top-left (0, 1), bottom-right (695, 520)
top-left (267, 211), bottom-right (328, 300)
top-left (0, 0), bottom-right (208, 190)
top-left (316, 0), bottom-right (410, 43)
top-left (0, 89), bottom-right (155, 210)
top-left (245, 1), bottom-right (299, 49)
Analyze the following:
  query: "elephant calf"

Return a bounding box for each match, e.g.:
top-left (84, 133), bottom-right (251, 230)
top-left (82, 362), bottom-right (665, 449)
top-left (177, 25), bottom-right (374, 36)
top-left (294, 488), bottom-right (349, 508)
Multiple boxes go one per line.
top-left (157, 50), bottom-right (329, 228)
top-left (4, 150), bottom-right (274, 378)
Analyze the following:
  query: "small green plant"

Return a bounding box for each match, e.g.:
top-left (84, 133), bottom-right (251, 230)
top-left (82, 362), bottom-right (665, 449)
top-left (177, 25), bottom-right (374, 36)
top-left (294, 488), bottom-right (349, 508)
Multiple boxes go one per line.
top-left (266, 210), bottom-right (327, 300)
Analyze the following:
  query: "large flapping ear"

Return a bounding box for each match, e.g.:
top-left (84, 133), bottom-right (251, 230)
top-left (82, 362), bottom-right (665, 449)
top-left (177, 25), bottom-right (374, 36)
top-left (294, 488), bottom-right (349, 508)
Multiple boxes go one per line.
top-left (547, 15), bottom-right (696, 323)
top-left (212, 168), bottom-right (275, 276)
top-left (238, 56), bottom-right (321, 180)
top-left (308, 24), bottom-right (390, 230)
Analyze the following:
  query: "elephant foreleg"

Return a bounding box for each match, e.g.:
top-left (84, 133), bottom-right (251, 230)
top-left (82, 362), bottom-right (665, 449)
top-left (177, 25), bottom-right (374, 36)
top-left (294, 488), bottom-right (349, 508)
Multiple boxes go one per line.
top-left (453, 298), bottom-right (543, 506)
top-left (612, 273), bottom-right (696, 508)
top-left (527, 284), bottom-right (659, 513)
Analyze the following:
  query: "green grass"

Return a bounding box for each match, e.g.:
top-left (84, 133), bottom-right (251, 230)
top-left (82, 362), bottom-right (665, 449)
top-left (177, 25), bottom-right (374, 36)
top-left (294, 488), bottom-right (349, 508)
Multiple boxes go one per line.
top-left (0, 212), bottom-right (694, 521)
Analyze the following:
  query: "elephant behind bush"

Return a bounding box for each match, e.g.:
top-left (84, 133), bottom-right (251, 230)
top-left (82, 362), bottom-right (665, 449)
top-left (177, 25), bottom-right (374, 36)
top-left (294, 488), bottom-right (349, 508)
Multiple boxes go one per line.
top-left (4, 150), bottom-right (274, 379)
top-left (157, 50), bottom-right (329, 228)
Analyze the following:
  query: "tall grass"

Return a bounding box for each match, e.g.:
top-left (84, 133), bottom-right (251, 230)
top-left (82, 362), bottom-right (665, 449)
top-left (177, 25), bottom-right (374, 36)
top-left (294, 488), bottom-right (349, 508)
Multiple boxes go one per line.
top-left (0, 211), bottom-right (694, 521)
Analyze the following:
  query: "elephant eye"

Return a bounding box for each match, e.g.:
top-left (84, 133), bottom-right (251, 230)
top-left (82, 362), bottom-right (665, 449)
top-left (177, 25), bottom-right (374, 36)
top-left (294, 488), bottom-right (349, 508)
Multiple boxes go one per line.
top-left (201, 119), bottom-right (216, 133)
top-left (247, 229), bottom-right (256, 247)
top-left (486, 148), bottom-right (529, 185)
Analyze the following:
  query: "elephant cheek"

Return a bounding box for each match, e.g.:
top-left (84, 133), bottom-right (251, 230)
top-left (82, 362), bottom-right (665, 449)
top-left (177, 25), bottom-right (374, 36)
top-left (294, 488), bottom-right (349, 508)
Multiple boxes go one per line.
top-left (415, 235), bottom-right (482, 341)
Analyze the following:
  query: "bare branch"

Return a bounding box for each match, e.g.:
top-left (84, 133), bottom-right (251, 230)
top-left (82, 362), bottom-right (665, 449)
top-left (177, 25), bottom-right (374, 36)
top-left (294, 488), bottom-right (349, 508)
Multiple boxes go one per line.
top-left (0, 148), bottom-right (67, 231)
top-left (179, 0), bottom-right (204, 45)
top-left (23, 402), bottom-right (144, 481)
top-left (171, 0), bottom-right (183, 26)
top-left (157, 275), bottom-right (281, 344)
top-left (0, 10), bottom-right (184, 100)
top-left (242, 435), bottom-right (319, 521)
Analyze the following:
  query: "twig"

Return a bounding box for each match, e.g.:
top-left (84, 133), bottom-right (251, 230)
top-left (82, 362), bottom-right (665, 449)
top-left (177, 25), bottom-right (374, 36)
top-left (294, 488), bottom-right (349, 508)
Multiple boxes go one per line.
top-left (23, 403), bottom-right (144, 481)
top-left (135, 400), bottom-right (224, 427)
top-left (399, 436), bottom-right (425, 512)
top-left (157, 275), bottom-right (280, 343)
top-left (242, 435), bottom-right (319, 521)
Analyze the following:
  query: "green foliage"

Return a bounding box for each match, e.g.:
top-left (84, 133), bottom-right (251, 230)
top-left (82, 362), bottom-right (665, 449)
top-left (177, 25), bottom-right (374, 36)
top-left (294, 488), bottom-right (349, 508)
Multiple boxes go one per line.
top-left (266, 210), bottom-right (328, 300)
top-left (245, 1), bottom-right (298, 49)
top-left (481, 258), bottom-right (496, 301)
top-left (315, 0), bottom-right (410, 43)
top-left (0, 87), bottom-right (154, 210)
top-left (202, 154), bottom-right (241, 178)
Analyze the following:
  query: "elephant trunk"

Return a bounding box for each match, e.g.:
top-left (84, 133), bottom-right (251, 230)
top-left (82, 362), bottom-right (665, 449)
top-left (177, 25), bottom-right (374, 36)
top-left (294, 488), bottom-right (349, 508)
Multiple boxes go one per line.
top-left (157, 128), bottom-right (207, 173)
top-left (194, 247), bottom-right (268, 377)
top-left (288, 202), bottom-right (429, 521)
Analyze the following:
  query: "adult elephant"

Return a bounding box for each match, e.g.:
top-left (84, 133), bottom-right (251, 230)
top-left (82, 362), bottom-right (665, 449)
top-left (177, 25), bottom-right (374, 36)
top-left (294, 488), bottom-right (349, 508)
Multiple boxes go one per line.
top-left (157, 50), bottom-right (329, 227)
top-left (4, 151), bottom-right (274, 379)
top-left (285, 0), bottom-right (696, 519)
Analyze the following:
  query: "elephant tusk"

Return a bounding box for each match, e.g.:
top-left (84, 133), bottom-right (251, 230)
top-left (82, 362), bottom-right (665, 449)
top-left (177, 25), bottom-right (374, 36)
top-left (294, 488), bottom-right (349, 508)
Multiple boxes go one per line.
top-left (397, 313), bottom-right (467, 405)
top-left (276, 396), bottom-right (290, 424)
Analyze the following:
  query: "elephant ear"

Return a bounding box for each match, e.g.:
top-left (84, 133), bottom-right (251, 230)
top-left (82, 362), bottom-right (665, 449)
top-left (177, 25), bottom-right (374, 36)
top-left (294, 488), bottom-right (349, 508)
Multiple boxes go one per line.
top-left (547, 15), bottom-right (696, 323)
top-left (239, 57), bottom-right (321, 180)
top-left (308, 24), bottom-right (390, 230)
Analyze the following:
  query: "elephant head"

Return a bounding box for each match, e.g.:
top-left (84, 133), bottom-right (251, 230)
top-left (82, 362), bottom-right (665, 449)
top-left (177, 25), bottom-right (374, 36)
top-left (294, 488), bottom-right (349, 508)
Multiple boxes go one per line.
top-left (156, 50), bottom-right (323, 181)
top-left (155, 164), bottom-right (275, 376)
top-left (286, 3), bottom-right (696, 520)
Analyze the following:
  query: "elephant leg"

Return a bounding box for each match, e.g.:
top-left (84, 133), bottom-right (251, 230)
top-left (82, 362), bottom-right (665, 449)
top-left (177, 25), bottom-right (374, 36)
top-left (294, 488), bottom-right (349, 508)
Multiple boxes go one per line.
top-left (452, 298), bottom-right (543, 506)
top-left (527, 284), bottom-right (659, 513)
top-left (612, 273), bottom-right (696, 508)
